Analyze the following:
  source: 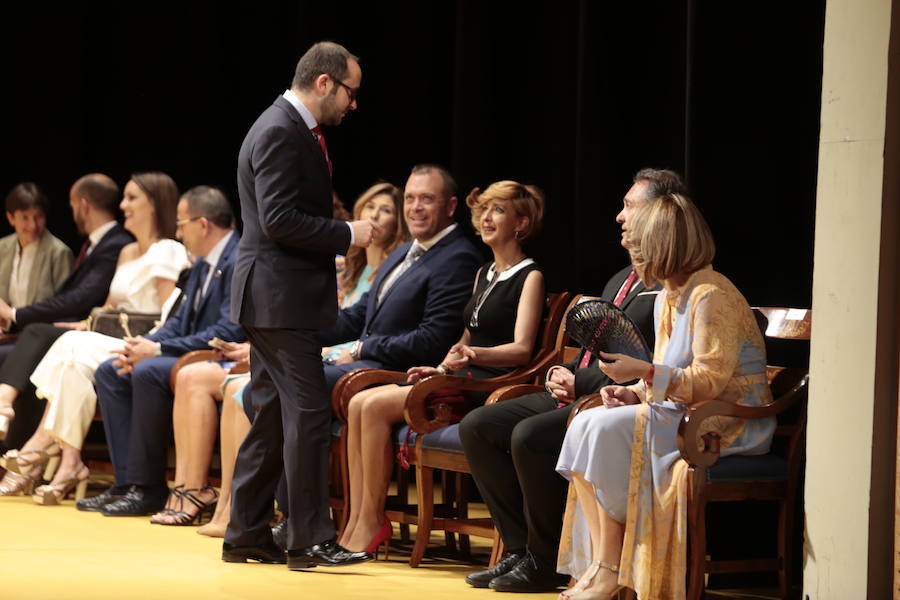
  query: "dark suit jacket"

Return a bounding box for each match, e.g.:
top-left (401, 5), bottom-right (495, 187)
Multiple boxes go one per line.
top-left (148, 232), bottom-right (245, 355)
top-left (14, 223), bottom-right (133, 328)
top-left (563, 265), bottom-right (661, 398)
top-left (231, 95), bottom-right (352, 330)
top-left (319, 226), bottom-right (483, 370)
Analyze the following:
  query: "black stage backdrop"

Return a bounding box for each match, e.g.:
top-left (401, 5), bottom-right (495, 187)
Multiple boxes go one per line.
top-left (0, 1), bottom-right (824, 308)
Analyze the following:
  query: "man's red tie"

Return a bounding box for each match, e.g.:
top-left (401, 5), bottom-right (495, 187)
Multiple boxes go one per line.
top-left (311, 126), bottom-right (332, 176)
top-left (74, 239), bottom-right (91, 268)
top-left (577, 269), bottom-right (639, 368)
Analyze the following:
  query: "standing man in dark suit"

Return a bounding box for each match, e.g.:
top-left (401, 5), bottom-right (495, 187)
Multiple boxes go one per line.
top-left (0, 173), bottom-right (132, 447)
top-left (86, 186), bottom-right (245, 515)
top-left (318, 164), bottom-right (484, 389)
top-left (459, 169), bottom-right (688, 593)
top-left (224, 42), bottom-right (378, 570)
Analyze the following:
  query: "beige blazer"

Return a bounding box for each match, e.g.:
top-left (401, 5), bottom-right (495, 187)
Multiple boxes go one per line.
top-left (0, 231), bottom-right (74, 306)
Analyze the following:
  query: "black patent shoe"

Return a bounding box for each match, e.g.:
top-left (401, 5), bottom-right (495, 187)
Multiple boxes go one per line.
top-left (222, 541), bottom-right (286, 564)
top-left (272, 519), bottom-right (288, 550)
top-left (100, 485), bottom-right (167, 517)
top-left (287, 540), bottom-right (373, 569)
top-left (465, 551), bottom-right (526, 588)
top-left (75, 485), bottom-right (127, 512)
top-left (488, 553), bottom-right (570, 592)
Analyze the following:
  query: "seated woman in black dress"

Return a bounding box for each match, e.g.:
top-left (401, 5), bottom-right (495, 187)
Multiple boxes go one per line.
top-left (338, 180), bottom-right (546, 554)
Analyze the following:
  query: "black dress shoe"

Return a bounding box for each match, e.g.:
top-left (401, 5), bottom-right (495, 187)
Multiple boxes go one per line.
top-left (100, 485), bottom-right (167, 517)
top-left (222, 542), bottom-right (286, 564)
top-left (465, 551), bottom-right (525, 588)
top-left (75, 485), bottom-right (127, 512)
top-left (272, 519), bottom-right (288, 550)
top-left (287, 540), bottom-right (373, 570)
top-left (489, 553), bottom-right (569, 592)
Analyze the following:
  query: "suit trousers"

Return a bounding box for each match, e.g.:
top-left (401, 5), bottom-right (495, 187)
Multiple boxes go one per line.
top-left (94, 355), bottom-right (179, 487)
top-left (458, 393), bottom-right (574, 566)
top-left (0, 324), bottom-right (66, 451)
top-left (225, 326), bottom-right (334, 550)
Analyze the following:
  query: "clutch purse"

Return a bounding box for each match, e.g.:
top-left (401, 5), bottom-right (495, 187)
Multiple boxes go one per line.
top-left (87, 309), bottom-right (161, 339)
top-left (565, 299), bottom-right (652, 362)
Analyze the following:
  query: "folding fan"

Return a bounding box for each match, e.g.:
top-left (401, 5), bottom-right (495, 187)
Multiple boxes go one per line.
top-left (565, 299), bottom-right (652, 362)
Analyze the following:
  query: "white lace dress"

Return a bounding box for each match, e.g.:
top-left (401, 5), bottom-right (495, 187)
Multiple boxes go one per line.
top-left (31, 239), bottom-right (188, 449)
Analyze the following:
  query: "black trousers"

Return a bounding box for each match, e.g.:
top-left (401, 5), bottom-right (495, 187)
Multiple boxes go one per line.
top-left (0, 324), bottom-right (67, 450)
top-left (225, 326), bottom-right (333, 550)
top-left (458, 392), bottom-right (574, 566)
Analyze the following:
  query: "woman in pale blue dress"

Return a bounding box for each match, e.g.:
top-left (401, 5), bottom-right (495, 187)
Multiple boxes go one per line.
top-left (555, 193), bottom-right (774, 600)
top-left (153, 182), bottom-right (408, 530)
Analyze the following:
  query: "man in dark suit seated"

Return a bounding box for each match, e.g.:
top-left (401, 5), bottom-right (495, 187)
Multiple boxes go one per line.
top-left (0, 173), bottom-right (133, 448)
top-left (82, 186), bottom-right (245, 516)
top-left (318, 164), bottom-right (484, 389)
top-left (459, 168), bottom-right (687, 593)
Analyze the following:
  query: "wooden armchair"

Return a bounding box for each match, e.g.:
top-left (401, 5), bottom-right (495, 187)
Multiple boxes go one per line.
top-left (327, 291), bottom-right (572, 559)
top-left (399, 292), bottom-right (576, 566)
top-left (569, 306), bottom-right (811, 600)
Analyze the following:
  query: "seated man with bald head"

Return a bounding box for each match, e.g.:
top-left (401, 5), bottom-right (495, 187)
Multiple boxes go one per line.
top-left (0, 173), bottom-right (134, 449)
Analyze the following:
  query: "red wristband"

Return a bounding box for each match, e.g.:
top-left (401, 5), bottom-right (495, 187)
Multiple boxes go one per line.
top-left (643, 364), bottom-right (655, 383)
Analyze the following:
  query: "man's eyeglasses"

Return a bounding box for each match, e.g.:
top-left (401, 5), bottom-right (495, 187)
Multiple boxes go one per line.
top-left (175, 216), bottom-right (203, 228)
top-left (330, 76), bottom-right (359, 102)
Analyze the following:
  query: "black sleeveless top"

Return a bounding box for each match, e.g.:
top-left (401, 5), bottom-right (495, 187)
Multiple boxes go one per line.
top-left (458, 259), bottom-right (540, 379)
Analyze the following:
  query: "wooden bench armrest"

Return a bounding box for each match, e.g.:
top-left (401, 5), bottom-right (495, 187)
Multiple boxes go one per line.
top-left (677, 370), bottom-right (809, 467)
top-left (330, 368), bottom-right (408, 421)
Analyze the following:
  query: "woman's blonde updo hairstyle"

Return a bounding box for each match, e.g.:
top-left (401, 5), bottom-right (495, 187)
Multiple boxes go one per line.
top-left (465, 180), bottom-right (545, 242)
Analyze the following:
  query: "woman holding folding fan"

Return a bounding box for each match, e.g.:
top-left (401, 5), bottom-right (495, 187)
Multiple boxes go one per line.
top-left (554, 193), bottom-right (774, 600)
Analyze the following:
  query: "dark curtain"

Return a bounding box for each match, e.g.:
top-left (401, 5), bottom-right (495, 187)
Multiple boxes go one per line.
top-left (0, 1), bottom-right (823, 306)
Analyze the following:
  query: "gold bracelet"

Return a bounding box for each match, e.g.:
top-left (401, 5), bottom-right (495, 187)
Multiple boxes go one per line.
top-left (436, 363), bottom-right (449, 374)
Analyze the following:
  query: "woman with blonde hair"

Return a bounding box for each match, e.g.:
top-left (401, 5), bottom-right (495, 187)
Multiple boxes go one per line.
top-left (554, 193), bottom-right (774, 600)
top-left (338, 180), bottom-right (546, 555)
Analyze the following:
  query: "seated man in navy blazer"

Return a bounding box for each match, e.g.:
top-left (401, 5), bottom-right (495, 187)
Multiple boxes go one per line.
top-left (318, 164), bottom-right (483, 389)
top-left (83, 186), bottom-right (246, 516)
top-left (0, 174), bottom-right (133, 449)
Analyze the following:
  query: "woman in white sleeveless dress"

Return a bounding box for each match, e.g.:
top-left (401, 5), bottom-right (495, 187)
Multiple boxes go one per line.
top-left (0, 172), bottom-right (188, 504)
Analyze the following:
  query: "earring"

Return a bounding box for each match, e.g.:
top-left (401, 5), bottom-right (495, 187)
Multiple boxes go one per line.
top-left (514, 230), bottom-right (521, 239)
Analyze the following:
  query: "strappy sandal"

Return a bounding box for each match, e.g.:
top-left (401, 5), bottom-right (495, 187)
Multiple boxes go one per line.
top-left (32, 465), bottom-right (90, 506)
top-left (149, 485), bottom-right (186, 523)
top-left (155, 486), bottom-right (218, 526)
top-left (561, 561), bottom-right (624, 600)
top-left (0, 469), bottom-right (39, 496)
top-left (4, 442), bottom-right (61, 481)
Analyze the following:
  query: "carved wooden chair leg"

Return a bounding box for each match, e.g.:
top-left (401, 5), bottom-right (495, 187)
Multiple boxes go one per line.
top-left (457, 472), bottom-right (471, 557)
top-left (441, 470), bottom-right (457, 552)
top-left (410, 462), bottom-right (434, 567)
top-left (489, 529), bottom-right (504, 567)
top-left (686, 471), bottom-right (707, 600)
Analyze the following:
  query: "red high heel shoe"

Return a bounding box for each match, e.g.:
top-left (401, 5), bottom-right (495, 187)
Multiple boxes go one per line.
top-left (364, 516), bottom-right (392, 560)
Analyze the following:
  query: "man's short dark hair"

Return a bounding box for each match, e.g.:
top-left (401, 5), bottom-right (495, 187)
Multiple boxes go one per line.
top-left (182, 186), bottom-right (234, 229)
top-left (5, 182), bottom-right (48, 215)
top-left (409, 164), bottom-right (458, 199)
top-left (633, 168), bottom-right (689, 201)
top-left (292, 41), bottom-right (358, 91)
top-left (72, 173), bottom-right (120, 216)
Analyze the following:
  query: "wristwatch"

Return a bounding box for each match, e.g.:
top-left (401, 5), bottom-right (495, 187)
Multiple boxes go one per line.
top-left (349, 341), bottom-right (362, 361)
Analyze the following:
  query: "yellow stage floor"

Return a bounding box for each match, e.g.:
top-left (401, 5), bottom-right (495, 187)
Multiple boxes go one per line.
top-left (0, 486), bottom-right (780, 600)
top-left (0, 492), bottom-right (557, 600)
